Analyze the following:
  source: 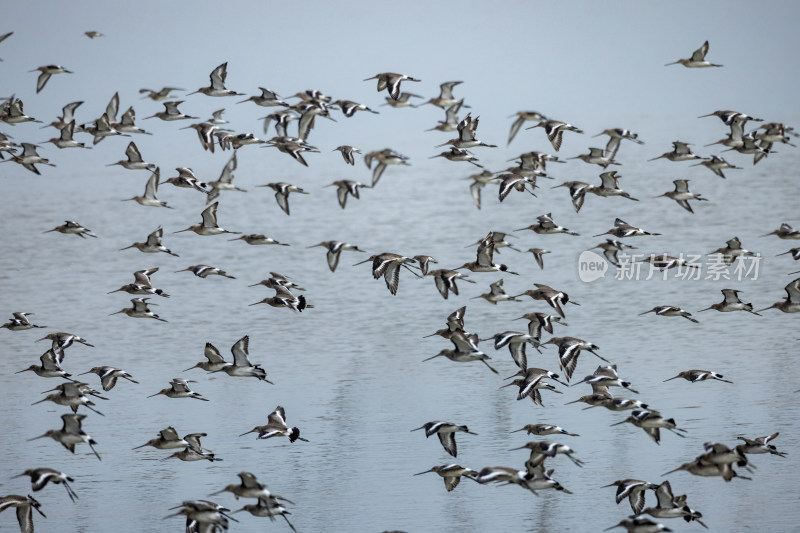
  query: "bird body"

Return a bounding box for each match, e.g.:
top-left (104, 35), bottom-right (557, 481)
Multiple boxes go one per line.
top-left (666, 40), bottom-right (722, 67)
top-left (239, 406), bottom-right (307, 442)
top-left (411, 421), bottom-right (477, 457)
top-left (189, 62), bottom-right (243, 97)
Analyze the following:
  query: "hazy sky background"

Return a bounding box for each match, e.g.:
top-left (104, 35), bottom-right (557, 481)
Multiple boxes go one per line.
top-left (2, 1), bottom-right (799, 172)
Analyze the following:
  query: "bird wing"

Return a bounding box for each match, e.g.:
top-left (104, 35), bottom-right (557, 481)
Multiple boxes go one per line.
top-left (726, 236), bottom-right (742, 249)
top-left (437, 432), bottom-right (457, 457)
top-left (133, 268), bottom-right (157, 286)
top-left (40, 349), bottom-right (63, 370)
top-left (201, 202), bottom-right (219, 227)
top-left (160, 426), bottom-right (181, 442)
top-left (204, 343), bottom-right (226, 364)
top-left (132, 298), bottom-right (150, 312)
top-left (785, 278), bottom-right (800, 303)
top-left (654, 480), bottom-right (676, 508)
top-left (105, 92), bottom-right (120, 121)
top-left (488, 279), bottom-right (506, 297)
top-left (691, 41), bottom-right (710, 62)
top-left (62, 413), bottom-right (85, 433)
top-left (444, 474), bottom-right (460, 492)
top-left (335, 184), bottom-right (349, 209)
top-left (676, 199), bottom-right (694, 213)
top-left (558, 345), bottom-right (580, 382)
top-left (17, 504), bottom-right (35, 533)
top-left (326, 248), bottom-right (342, 272)
top-left (721, 289), bottom-right (740, 303)
top-left (144, 227), bottom-right (163, 246)
top-left (209, 62), bottom-right (228, 89)
top-left (238, 471), bottom-right (262, 488)
top-left (598, 171), bottom-right (618, 189)
top-left (508, 116), bottom-right (525, 145)
top-left (274, 190), bottom-right (290, 215)
top-left (673, 141), bottom-right (691, 154)
top-left (266, 406), bottom-right (289, 431)
top-left (144, 169), bottom-right (160, 199)
top-left (384, 264), bottom-right (401, 295)
top-left (120, 106), bottom-right (137, 127)
top-left (36, 71), bottom-right (52, 93)
top-left (125, 141), bottom-right (143, 162)
top-left (219, 152), bottom-right (237, 183)
top-left (230, 335), bottom-right (252, 366)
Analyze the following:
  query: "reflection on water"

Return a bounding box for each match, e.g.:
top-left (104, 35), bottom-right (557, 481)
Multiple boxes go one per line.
top-left (1, 110), bottom-right (799, 533)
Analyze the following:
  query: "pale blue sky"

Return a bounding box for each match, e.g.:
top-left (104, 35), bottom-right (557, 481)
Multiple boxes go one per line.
top-left (2, 1), bottom-right (798, 174)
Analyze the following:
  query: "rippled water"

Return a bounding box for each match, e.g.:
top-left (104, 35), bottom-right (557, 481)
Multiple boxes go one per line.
top-left (2, 4), bottom-right (800, 532)
top-left (2, 124), bottom-right (799, 532)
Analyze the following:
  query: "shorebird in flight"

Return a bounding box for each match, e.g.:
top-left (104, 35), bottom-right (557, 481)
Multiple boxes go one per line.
top-left (308, 241), bottom-right (365, 272)
top-left (120, 227), bottom-right (178, 256)
top-left (593, 128), bottom-right (644, 160)
top-left (79, 366), bottom-right (140, 391)
top-left (240, 405), bottom-right (307, 442)
top-left (437, 113), bottom-right (497, 149)
top-left (414, 464), bottom-right (477, 492)
top-left (213, 335), bottom-right (273, 382)
top-left (30, 64), bottom-right (73, 93)
top-left (332, 145), bottom-right (362, 166)
top-left (44, 220), bottom-right (97, 238)
top-left (354, 253), bottom-right (421, 295)
top-left (28, 413), bottom-right (101, 460)
top-left (507, 110), bottom-right (548, 145)
top-left (144, 100), bottom-right (197, 121)
top-left (164, 167), bottom-right (209, 192)
top-left (655, 179), bottom-right (707, 213)
top-left (648, 141), bottom-right (702, 162)
top-left (412, 421), bottom-right (477, 458)
top-left (419, 80), bottom-right (463, 108)
top-left (108, 267), bottom-right (169, 298)
top-left (239, 87), bottom-right (288, 107)
top-left (110, 297), bottom-right (167, 322)
top-left (663, 369), bottom-right (732, 384)
top-left (325, 179), bottom-right (368, 209)
top-left (189, 62), bottom-right (243, 97)
top-left (139, 87), bottom-right (183, 101)
top-left (0, 494), bottom-right (47, 531)
top-left (526, 120), bottom-right (583, 151)
top-left (2, 312), bottom-right (46, 331)
top-left (639, 306), bottom-right (698, 323)
top-left (698, 289), bottom-right (761, 315)
top-left (122, 168), bottom-right (171, 208)
top-left (594, 218), bottom-right (661, 239)
top-left (47, 122), bottom-right (90, 149)
top-left (4, 142), bottom-right (55, 174)
top-left (757, 278), bottom-right (800, 313)
top-left (148, 378), bottom-right (208, 400)
top-left (13, 468), bottom-right (78, 502)
top-left (107, 141), bottom-right (155, 170)
top-left (690, 155), bottom-right (741, 178)
top-left (1, 97), bottom-right (42, 125)
top-left (259, 182), bottom-right (309, 215)
top-left (174, 202), bottom-right (239, 236)
top-left (364, 72), bottom-right (421, 100)
top-left (176, 265), bottom-right (236, 279)
top-left (665, 40), bottom-right (722, 68)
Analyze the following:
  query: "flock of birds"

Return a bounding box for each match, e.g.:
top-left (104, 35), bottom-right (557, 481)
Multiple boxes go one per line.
top-left (1, 29), bottom-right (799, 533)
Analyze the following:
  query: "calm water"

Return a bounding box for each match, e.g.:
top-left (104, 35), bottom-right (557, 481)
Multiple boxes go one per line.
top-left (2, 6), bottom-right (800, 531)
top-left (1, 120), bottom-right (799, 532)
